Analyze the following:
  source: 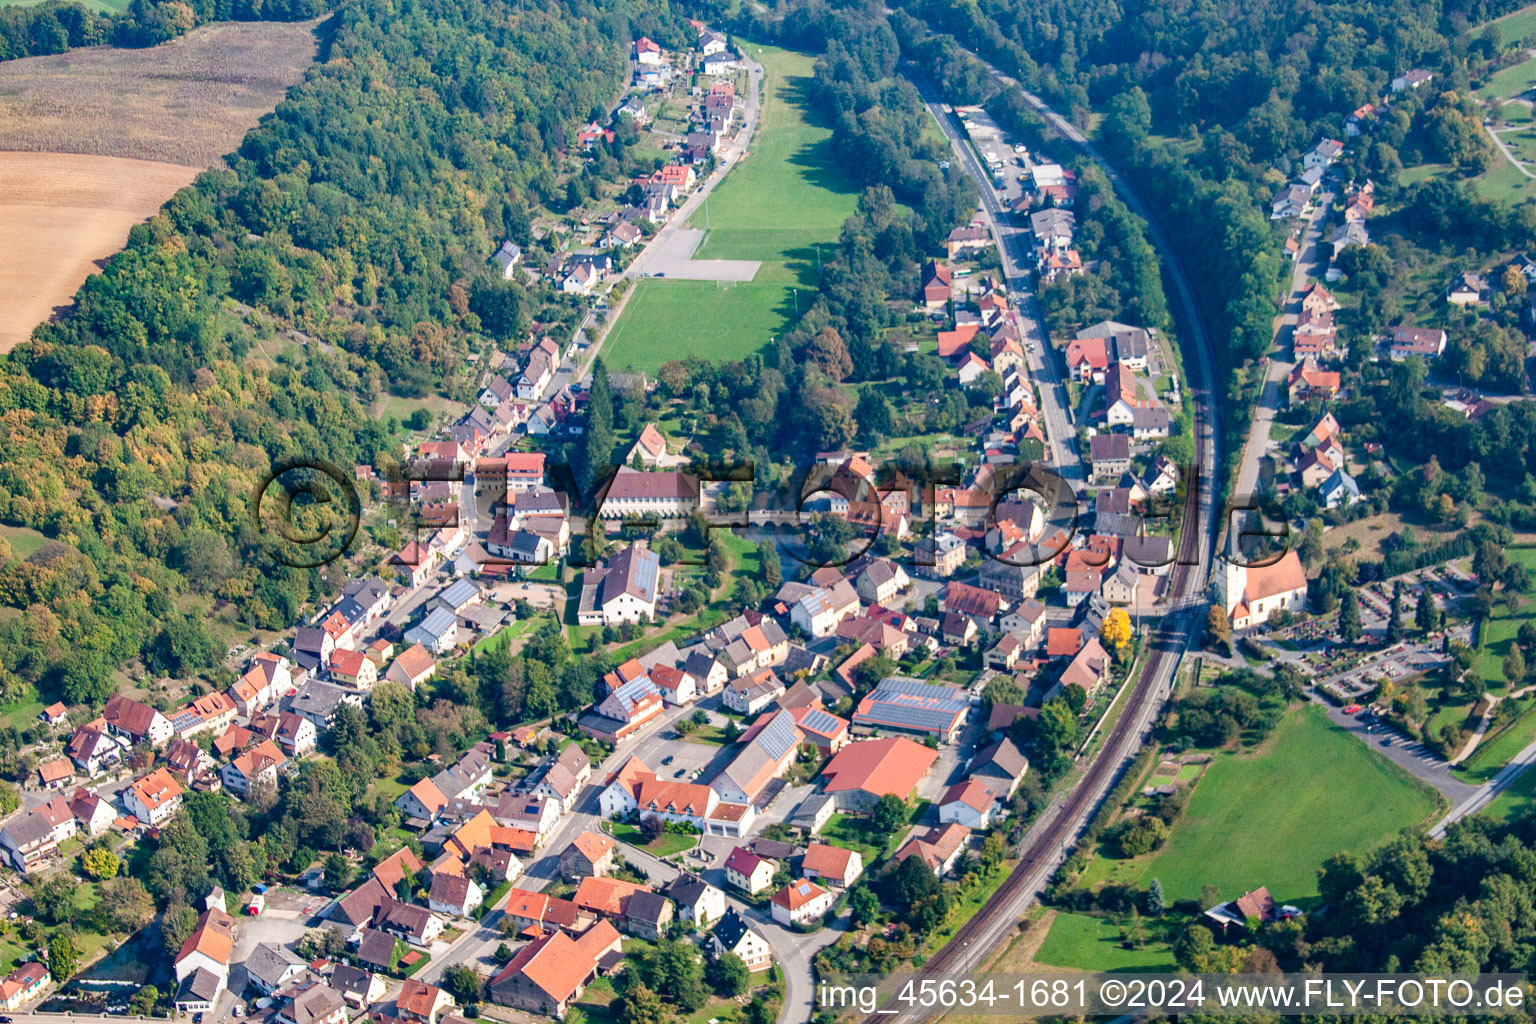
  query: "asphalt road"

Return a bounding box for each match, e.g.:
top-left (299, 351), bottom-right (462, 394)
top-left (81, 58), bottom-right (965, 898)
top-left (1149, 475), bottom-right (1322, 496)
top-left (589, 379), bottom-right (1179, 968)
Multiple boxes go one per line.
top-left (618, 845), bottom-right (848, 1024)
top-left (906, 75), bottom-right (1080, 481)
top-left (1229, 191), bottom-right (1332, 511)
top-left (872, 34), bottom-right (1222, 1004)
top-left (1432, 734), bottom-right (1536, 836)
top-left (411, 693), bottom-right (835, 1024)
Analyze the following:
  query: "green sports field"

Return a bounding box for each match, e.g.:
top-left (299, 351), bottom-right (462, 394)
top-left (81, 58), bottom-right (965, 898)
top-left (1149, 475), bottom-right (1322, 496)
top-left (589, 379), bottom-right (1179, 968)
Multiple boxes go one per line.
top-left (602, 44), bottom-right (860, 373)
top-left (1138, 706), bottom-right (1442, 904)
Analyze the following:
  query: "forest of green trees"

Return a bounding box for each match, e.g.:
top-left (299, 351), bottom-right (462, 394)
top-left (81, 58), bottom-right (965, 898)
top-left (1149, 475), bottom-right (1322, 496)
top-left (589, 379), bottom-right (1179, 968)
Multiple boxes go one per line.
top-left (888, 0), bottom-right (1536, 465)
top-left (0, 0), bottom-right (332, 60)
top-left (0, 0), bottom-right (641, 708)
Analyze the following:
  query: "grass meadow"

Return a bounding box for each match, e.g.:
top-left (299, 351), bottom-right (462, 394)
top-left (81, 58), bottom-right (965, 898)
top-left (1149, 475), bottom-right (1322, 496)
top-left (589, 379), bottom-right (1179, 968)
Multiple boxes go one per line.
top-left (1473, 545), bottom-right (1536, 684)
top-left (1480, 3), bottom-right (1536, 45)
top-left (602, 44), bottom-right (860, 373)
top-left (1137, 707), bottom-right (1441, 904)
top-left (1482, 762), bottom-right (1536, 822)
top-left (1458, 699), bottom-right (1536, 783)
top-left (1033, 911), bottom-right (1177, 972)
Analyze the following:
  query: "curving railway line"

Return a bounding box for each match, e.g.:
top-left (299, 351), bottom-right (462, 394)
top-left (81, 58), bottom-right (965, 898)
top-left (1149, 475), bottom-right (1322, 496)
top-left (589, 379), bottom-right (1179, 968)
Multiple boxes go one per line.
top-left (852, 34), bottom-right (1226, 1024)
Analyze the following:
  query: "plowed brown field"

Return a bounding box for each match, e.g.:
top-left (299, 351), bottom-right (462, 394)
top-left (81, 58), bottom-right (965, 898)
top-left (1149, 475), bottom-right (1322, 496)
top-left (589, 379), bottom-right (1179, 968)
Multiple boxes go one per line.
top-left (0, 153), bottom-right (200, 351)
top-left (0, 19), bottom-right (319, 350)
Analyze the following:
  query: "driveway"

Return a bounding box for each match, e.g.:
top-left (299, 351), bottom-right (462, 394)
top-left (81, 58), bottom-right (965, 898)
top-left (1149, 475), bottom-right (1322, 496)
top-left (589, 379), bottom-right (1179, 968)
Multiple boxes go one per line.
top-left (633, 227), bottom-right (761, 281)
top-left (1307, 692), bottom-right (1479, 803)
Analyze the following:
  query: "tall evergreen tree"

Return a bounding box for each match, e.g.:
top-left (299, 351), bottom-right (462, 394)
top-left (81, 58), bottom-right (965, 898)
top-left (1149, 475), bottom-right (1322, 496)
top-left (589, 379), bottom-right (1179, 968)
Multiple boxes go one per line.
top-left (581, 359), bottom-right (616, 494)
top-left (1416, 591), bottom-right (1437, 634)
top-left (1387, 582), bottom-right (1405, 642)
top-left (1339, 591), bottom-right (1363, 642)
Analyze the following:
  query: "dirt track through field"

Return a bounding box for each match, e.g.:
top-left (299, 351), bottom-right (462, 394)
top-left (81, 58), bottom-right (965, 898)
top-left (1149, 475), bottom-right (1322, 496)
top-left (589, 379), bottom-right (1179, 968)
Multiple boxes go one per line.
top-left (0, 153), bottom-right (199, 352)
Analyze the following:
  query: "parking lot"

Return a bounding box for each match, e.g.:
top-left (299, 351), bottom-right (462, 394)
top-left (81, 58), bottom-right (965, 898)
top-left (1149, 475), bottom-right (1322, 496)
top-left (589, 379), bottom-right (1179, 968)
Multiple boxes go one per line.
top-left (653, 735), bottom-right (719, 782)
top-left (229, 886), bottom-right (325, 965)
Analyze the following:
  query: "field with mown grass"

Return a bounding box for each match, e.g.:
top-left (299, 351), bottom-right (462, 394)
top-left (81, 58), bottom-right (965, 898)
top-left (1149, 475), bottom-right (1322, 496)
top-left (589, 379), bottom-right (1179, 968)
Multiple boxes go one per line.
top-left (1033, 911), bottom-right (1177, 972)
top-left (1136, 707), bottom-right (1442, 903)
top-left (602, 44), bottom-right (860, 373)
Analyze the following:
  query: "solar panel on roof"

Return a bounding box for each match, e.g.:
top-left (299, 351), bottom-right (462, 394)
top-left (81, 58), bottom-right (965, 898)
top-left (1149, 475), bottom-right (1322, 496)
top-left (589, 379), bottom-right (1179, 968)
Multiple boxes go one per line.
top-left (877, 677), bottom-right (963, 700)
top-left (613, 675), bottom-right (661, 713)
top-left (799, 709), bottom-right (840, 734)
top-left (756, 713), bottom-right (800, 760)
top-left (857, 703), bottom-right (965, 731)
top-left (633, 549), bottom-right (659, 595)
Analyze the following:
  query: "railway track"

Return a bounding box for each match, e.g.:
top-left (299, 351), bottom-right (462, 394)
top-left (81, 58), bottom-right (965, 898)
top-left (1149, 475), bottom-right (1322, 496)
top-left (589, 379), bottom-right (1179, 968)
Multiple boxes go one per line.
top-left (844, 34), bottom-right (1225, 1024)
top-left (905, 465), bottom-right (1205, 980)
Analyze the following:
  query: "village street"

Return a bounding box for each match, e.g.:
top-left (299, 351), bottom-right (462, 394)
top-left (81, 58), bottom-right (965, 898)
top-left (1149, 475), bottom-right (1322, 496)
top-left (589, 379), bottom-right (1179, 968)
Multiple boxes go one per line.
top-left (1228, 190), bottom-right (1333, 524)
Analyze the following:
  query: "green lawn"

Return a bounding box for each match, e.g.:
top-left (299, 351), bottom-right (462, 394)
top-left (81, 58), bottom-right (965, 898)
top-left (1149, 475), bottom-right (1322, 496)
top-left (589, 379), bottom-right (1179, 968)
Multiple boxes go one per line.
top-left (0, 525), bottom-right (45, 561)
top-left (1501, 127), bottom-right (1536, 163)
top-left (471, 615), bottom-right (538, 655)
top-left (1033, 911), bottom-right (1177, 973)
top-left (1477, 58), bottom-right (1536, 102)
top-left (1475, 547), bottom-right (1536, 684)
top-left (1480, 763), bottom-right (1536, 822)
top-left (1398, 162), bottom-right (1452, 186)
top-left (1458, 699), bottom-right (1536, 782)
top-left (681, 724), bottom-right (735, 746)
top-left (819, 814), bottom-right (881, 865)
top-left (602, 43), bottom-right (860, 373)
top-left (716, 529), bottom-right (761, 576)
top-left (1138, 706), bottom-right (1442, 904)
top-left (0, 697), bottom-right (44, 730)
top-left (1482, 3), bottom-right (1536, 47)
top-left (603, 278), bottom-right (793, 374)
top-left (524, 561), bottom-right (562, 582)
top-left (569, 976), bottom-right (620, 1024)
top-left (1472, 154), bottom-right (1536, 203)
top-left (822, 801), bottom-right (930, 862)
top-left (611, 822), bottom-right (698, 857)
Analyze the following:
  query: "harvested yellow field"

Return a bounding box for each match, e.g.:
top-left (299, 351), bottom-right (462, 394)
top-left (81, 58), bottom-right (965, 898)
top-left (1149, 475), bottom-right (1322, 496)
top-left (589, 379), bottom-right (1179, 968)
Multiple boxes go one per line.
top-left (0, 153), bottom-right (198, 352)
top-left (0, 19), bottom-right (320, 166)
top-left (0, 18), bottom-right (319, 350)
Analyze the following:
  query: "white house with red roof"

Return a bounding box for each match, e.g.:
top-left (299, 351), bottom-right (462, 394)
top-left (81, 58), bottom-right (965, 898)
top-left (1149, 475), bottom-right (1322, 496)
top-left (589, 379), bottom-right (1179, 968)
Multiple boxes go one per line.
top-left (125, 768), bottom-right (183, 826)
top-left (770, 878), bottom-right (832, 926)
top-left (635, 35), bottom-right (662, 64)
top-left (724, 846), bottom-right (776, 895)
top-left (801, 843), bottom-right (862, 887)
top-left (628, 423), bottom-right (683, 468)
top-left (229, 653), bottom-right (290, 716)
top-left (939, 779), bottom-right (1004, 829)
